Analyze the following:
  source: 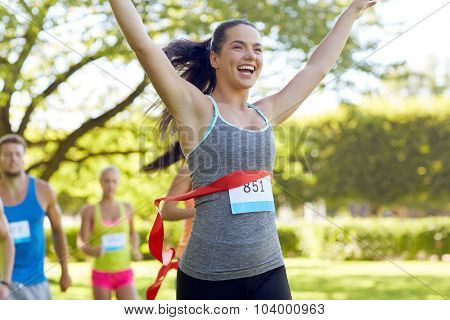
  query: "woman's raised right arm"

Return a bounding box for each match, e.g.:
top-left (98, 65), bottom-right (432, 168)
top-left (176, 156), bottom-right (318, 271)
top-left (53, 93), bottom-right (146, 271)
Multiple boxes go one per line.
top-left (108, 0), bottom-right (205, 119)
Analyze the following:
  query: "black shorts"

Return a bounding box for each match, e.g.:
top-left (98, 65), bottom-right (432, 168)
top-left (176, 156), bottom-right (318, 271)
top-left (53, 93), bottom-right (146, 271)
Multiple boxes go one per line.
top-left (176, 265), bottom-right (292, 300)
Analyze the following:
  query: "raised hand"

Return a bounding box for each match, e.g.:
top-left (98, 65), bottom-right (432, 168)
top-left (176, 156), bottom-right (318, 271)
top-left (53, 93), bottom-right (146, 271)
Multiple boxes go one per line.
top-left (349, 0), bottom-right (378, 18)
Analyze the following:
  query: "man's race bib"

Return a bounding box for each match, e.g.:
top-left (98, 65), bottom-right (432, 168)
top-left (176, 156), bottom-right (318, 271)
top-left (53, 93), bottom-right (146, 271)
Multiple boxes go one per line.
top-left (228, 176), bottom-right (275, 214)
top-left (101, 233), bottom-right (126, 252)
top-left (9, 221), bottom-right (31, 244)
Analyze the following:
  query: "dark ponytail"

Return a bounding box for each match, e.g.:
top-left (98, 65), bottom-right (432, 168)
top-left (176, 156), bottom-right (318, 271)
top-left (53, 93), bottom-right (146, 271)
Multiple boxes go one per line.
top-left (150, 18), bottom-right (256, 137)
top-left (143, 141), bottom-right (184, 172)
top-left (152, 38), bottom-right (216, 136)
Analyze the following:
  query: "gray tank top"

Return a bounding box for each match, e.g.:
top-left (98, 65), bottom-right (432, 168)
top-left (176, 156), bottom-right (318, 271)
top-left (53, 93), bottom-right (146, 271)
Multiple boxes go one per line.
top-left (180, 95), bottom-right (284, 281)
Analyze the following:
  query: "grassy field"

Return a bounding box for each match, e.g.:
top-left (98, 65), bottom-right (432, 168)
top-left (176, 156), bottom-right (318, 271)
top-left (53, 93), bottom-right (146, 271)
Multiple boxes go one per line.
top-left (46, 258), bottom-right (450, 300)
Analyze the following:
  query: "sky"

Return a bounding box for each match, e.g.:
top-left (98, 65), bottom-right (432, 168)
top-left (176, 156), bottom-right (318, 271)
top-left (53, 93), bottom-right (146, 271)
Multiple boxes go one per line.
top-left (7, 0), bottom-right (450, 130)
top-left (287, 0), bottom-right (450, 117)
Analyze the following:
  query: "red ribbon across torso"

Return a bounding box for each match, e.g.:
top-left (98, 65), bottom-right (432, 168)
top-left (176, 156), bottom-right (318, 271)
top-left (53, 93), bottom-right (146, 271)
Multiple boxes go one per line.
top-left (146, 170), bottom-right (272, 300)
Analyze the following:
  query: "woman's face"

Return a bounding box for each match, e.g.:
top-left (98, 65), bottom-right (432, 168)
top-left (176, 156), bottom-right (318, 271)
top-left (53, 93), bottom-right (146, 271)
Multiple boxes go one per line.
top-left (211, 24), bottom-right (263, 90)
top-left (100, 169), bottom-right (119, 197)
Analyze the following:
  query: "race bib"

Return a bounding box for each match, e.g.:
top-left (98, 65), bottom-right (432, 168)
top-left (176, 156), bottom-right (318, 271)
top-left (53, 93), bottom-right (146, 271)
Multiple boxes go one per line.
top-left (9, 221), bottom-right (31, 244)
top-left (228, 176), bottom-right (275, 214)
top-left (101, 233), bottom-right (126, 252)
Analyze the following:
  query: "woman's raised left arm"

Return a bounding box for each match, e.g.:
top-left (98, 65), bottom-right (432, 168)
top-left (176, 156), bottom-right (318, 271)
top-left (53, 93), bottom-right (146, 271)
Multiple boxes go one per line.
top-left (257, 1), bottom-right (377, 126)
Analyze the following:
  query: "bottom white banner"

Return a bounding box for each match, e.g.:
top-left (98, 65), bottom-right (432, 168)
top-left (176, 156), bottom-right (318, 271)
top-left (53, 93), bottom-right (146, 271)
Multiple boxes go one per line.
top-left (1, 300), bottom-right (448, 320)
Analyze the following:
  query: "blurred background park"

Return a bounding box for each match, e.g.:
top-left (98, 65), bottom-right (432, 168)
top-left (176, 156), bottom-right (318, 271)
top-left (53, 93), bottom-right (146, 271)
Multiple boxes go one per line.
top-left (1, 0), bottom-right (449, 299)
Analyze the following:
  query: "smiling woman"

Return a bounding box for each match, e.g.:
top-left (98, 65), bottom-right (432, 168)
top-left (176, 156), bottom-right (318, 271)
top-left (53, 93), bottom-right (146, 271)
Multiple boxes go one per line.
top-left (108, 0), bottom-right (378, 300)
top-left (150, 19), bottom-right (264, 138)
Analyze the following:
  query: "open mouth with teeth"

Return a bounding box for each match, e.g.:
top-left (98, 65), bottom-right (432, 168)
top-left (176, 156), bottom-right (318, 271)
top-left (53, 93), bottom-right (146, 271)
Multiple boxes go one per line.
top-left (237, 65), bottom-right (256, 75)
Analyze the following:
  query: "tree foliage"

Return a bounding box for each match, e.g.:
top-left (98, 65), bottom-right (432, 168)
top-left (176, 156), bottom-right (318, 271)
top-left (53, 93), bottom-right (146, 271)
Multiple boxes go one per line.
top-left (273, 96), bottom-right (450, 211)
top-left (1, 0), bottom-right (380, 184)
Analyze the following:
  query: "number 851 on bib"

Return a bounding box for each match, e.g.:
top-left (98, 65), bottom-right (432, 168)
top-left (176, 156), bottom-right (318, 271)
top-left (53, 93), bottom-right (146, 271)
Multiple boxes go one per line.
top-left (228, 176), bottom-right (275, 214)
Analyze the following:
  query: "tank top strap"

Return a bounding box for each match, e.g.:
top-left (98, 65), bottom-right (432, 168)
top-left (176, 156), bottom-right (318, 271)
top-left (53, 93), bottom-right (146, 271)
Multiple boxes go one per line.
top-left (94, 203), bottom-right (102, 225)
top-left (28, 176), bottom-right (35, 192)
top-left (205, 95), bottom-right (219, 116)
top-left (186, 95), bottom-right (219, 159)
top-left (118, 202), bottom-right (126, 219)
top-left (26, 176), bottom-right (47, 213)
top-left (247, 103), bottom-right (272, 128)
top-left (205, 95), bottom-right (219, 128)
top-left (26, 176), bottom-right (36, 202)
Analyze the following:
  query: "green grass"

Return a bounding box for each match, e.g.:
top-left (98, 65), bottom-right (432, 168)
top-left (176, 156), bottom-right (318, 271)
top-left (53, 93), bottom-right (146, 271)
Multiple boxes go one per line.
top-left (46, 258), bottom-right (450, 300)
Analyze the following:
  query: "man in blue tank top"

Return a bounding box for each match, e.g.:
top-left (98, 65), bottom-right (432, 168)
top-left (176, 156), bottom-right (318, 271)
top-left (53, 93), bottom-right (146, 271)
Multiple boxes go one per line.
top-left (0, 197), bottom-right (14, 299)
top-left (0, 134), bottom-right (72, 299)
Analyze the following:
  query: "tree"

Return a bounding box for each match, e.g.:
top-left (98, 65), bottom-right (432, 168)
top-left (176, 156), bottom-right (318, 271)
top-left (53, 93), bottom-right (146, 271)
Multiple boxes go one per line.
top-left (273, 96), bottom-right (450, 213)
top-left (379, 59), bottom-right (450, 97)
top-left (0, 0), bottom-right (381, 185)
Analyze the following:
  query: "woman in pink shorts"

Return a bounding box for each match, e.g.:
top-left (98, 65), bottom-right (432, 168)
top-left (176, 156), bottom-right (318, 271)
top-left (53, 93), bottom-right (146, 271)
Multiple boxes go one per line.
top-left (78, 166), bottom-right (142, 299)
